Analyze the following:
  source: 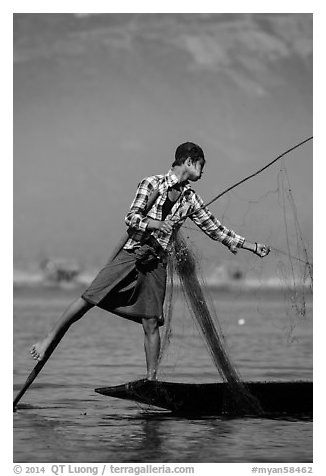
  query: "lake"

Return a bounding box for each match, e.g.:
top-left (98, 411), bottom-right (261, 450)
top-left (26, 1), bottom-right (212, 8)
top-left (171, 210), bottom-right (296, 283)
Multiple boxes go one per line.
top-left (13, 285), bottom-right (312, 463)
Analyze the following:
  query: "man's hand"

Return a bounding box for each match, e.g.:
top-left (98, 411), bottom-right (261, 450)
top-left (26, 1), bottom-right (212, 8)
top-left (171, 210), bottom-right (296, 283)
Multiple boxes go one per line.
top-left (147, 219), bottom-right (174, 235)
top-left (242, 240), bottom-right (271, 258)
top-left (255, 243), bottom-right (271, 258)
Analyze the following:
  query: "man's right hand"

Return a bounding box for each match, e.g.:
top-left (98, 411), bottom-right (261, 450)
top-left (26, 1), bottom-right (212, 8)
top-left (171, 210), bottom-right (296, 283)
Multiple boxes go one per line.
top-left (147, 219), bottom-right (174, 235)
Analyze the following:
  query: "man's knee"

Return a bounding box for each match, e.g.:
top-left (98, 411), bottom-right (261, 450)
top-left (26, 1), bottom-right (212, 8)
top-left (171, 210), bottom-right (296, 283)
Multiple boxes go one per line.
top-left (142, 317), bottom-right (159, 335)
top-left (72, 297), bottom-right (94, 311)
top-left (79, 297), bottom-right (94, 311)
top-left (67, 297), bottom-right (94, 324)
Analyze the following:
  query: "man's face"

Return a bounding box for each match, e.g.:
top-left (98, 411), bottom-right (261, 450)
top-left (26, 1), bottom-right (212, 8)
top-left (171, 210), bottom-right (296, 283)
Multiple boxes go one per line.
top-left (187, 159), bottom-right (204, 181)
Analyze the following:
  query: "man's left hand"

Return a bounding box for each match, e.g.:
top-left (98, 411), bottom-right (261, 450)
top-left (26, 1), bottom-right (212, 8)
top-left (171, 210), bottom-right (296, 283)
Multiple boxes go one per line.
top-left (255, 243), bottom-right (271, 258)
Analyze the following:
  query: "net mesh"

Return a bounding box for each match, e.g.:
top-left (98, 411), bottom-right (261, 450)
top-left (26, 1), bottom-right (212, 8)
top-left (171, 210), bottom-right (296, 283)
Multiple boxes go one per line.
top-left (158, 230), bottom-right (263, 415)
top-left (156, 154), bottom-right (312, 416)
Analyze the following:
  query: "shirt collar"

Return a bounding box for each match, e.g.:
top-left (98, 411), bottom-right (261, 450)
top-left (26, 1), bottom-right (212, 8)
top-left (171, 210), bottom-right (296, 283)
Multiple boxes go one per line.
top-left (165, 169), bottom-right (191, 192)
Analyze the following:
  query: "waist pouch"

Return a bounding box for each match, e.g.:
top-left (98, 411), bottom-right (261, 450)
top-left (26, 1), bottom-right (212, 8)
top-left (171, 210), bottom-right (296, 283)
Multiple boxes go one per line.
top-left (135, 237), bottom-right (167, 271)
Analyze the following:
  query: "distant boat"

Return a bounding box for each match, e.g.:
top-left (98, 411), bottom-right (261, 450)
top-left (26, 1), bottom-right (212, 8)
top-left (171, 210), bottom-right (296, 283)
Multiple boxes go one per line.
top-left (40, 258), bottom-right (81, 285)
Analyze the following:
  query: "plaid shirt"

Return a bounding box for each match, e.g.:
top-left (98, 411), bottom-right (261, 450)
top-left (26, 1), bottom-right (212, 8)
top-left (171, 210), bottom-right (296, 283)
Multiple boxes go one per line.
top-left (124, 170), bottom-right (245, 253)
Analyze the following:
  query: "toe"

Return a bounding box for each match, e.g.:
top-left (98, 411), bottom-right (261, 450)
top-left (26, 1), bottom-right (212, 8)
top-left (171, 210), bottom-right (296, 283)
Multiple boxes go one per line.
top-left (31, 349), bottom-right (39, 360)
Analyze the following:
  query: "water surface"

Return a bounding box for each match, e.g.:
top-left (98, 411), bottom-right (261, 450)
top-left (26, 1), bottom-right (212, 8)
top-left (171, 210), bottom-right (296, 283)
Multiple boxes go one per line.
top-left (13, 286), bottom-right (312, 463)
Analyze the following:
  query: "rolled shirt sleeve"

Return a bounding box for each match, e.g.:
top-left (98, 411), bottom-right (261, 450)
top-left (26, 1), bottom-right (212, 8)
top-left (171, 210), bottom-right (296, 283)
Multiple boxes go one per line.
top-left (190, 193), bottom-right (245, 254)
top-left (125, 178), bottom-right (154, 232)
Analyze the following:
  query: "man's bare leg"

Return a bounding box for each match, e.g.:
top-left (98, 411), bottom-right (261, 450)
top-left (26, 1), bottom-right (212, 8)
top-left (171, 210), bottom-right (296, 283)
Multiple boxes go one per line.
top-left (30, 297), bottom-right (94, 362)
top-left (142, 317), bottom-right (160, 380)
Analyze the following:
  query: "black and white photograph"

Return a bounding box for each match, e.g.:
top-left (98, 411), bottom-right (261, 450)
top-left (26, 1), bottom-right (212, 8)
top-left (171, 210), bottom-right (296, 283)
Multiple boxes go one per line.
top-left (12, 8), bottom-right (313, 468)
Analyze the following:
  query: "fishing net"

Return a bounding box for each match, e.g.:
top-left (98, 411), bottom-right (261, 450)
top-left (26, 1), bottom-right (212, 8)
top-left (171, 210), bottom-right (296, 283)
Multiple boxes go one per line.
top-left (155, 140), bottom-right (312, 416)
top-left (172, 231), bottom-right (263, 415)
top-left (223, 158), bottom-right (313, 342)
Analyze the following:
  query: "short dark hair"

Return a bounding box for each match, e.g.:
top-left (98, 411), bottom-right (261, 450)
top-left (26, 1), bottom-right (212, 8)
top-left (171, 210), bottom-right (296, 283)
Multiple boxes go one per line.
top-left (172, 142), bottom-right (205, 167)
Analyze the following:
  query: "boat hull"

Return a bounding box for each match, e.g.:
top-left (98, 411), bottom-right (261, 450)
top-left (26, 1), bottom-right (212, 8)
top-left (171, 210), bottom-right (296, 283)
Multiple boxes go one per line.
top-left (95, 379), bottom-right (312, 417)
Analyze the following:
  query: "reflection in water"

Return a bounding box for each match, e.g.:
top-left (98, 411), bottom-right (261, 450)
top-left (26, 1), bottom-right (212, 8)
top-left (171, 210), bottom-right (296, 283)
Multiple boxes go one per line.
top-left (116, 410), bottom-right (237, 463)
top-left (127, 416), bottom-right (165, 462)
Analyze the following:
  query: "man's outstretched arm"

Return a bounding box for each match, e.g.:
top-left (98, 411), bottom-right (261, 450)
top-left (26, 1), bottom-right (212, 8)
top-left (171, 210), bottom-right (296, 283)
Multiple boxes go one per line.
top-left (190, 192), bottom-right (270, 257)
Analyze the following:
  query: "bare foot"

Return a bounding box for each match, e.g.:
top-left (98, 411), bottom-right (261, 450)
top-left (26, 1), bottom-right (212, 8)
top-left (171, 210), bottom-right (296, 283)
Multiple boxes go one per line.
top-left (30, 337), bottom-right (51, 361)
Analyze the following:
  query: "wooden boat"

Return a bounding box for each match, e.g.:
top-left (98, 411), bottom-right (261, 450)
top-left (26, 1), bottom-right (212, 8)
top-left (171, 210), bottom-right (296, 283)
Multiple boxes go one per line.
top-left (95, 379), bottom-right (312, 417)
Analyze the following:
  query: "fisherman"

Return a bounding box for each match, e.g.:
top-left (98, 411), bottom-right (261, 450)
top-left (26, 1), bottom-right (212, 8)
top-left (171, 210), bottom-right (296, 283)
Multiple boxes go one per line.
top-left (30, 142), bottom-right (270, 380)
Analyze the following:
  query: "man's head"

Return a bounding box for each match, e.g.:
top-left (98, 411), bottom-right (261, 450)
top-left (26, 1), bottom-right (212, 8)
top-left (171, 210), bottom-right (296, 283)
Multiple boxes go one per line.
top-left (172, 142), bottom-right (205, 182)
top-left (173, 142), bottom-right (205, 167)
